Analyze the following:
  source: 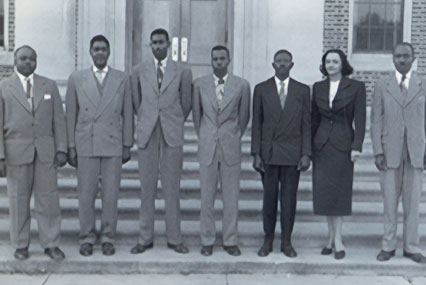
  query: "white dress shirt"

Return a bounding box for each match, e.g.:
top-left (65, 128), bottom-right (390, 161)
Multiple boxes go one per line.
top-left (274, 76), bottom-right (289, 95)
top-left (15, 68), bottom-right (34, 108)
top-left (395, 70), bottom-right (411, 90)
top-left (329, 80), bottom-right (340, 108)
top-left (93, 65), bottom-right (109, 83)
top-left (154, 55), bottom-right (168, 74)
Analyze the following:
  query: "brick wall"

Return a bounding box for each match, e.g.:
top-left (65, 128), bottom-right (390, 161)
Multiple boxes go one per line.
top-left (412, 0), bottom-right (426, 76)
top-left (323, 0), bottom-right (350, 54)
top-left (0, 0), bottom-right (15, 81)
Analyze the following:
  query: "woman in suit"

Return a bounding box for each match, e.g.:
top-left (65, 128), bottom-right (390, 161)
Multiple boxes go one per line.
top-left (311, 49), bottom-right (366, 259)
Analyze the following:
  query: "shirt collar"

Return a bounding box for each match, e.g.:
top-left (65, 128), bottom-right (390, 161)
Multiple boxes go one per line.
top-left (154, 55), bottom-right (168, 69)
top-left (213, 73), bottom-right (228, 85)
top-left (275, 76), bottom-right (290, 85)
top-left (395, 70), bottom-right (411, 84)
top-left (15, 67), bottom-right (34, 83)
top-left (93, 65), bottom-right (109, 74)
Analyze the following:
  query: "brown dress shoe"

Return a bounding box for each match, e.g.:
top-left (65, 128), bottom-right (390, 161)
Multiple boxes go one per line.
top-left (201, 245), bottom-right (213, 256)
top-left (44, 247), bottom-right (65, 260)
top-left (102, 242), bottom-right (115, 256)
top-left (224, 245), bottom-right (241, 256)
top-left (79, 243), bottom-right (93, 256)
top-left (403, 251), bottom-right (426, 263)
top-left (130, 243), bottom-right (153, 254)
top-left (376, 249), bottom-right (395, 261)
top-left (14, 248), bottom-right (29, 260)
top-left (167, 243), bottom-right (189, 254)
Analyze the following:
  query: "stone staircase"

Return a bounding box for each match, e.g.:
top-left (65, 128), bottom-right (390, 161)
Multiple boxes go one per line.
top-left (0, 108), bottom-right (426, 276)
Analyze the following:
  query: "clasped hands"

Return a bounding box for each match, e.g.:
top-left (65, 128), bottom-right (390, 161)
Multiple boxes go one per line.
top-left (252, 154), bottom-right (311, 172)
top-left (67, 146), bottom-right (132, 167)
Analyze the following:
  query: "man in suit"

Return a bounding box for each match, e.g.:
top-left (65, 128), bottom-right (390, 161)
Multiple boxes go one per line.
top-left (0, 46), bottom-right (67, 260)
top-left (66, 35), bottom-right (133, 256)
top-left (251, 49), bottom-right (311, 257)
top-left (371, 42), bottom-right (426, 263)
top-left (192, 45), bottom-right (250, 256)
top-left (130, 28), bottom-right (192, 254)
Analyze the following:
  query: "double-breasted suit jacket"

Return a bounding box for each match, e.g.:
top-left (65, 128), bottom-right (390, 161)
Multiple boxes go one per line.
top-left (371, 71), bottom-right (426, 254)
top-left (65, 67), bottom-right (133, 245)
top-left (192, 73), bottom-right (250, 246)
top-left (251, 77), bottom-right (311, 165)
top-left (131, 57), bottom-right (192, 246)
top-left (0, 72), bottom-right (66, 249)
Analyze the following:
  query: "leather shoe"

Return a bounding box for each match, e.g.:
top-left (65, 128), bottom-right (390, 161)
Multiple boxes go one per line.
top-left (201, 245), bottom-right (213, 256)
top-left (376, 249), bottom-right (395, 261)
top-left (403, 251), bottom-right (426, 263)
top-left (44, 247), bottom-right (65, 260)
top-left (224, 245), bottom-right (241, 256)
top-left (334, 250), bottom-right (345, 260)
top-left (281, 245), bottom-right (297, 258)
top-left (79, 243), bottom-right (93, 256)
top-left (130, 243), bottom-right (153, 254)
top-left (167, 243), bottom-right (189, 254)
top-left (257, 241), bottom-right (273, 257)
top-left (14, 248), bottom-right (29, 260)
top-left (102, 242), bottom-right (115, 256)
top-left (321, 246), bottom-right (333, 255)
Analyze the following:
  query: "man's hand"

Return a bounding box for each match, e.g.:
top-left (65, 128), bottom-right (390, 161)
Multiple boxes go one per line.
top-left (0, 159), bottom-right (6, 177)
top-left (68, 147), bottom-right (78, 167)
top-left (54, 151), bottom-right (67, 167)
top-left (351, 150), bottom-right (362, 162)
top-left (374, 154), bottom-right (387, 171)
top-left (122, 146), bottom-right (131, 164)
top-left (252, 154), bottom-right (265, 173)
top-left (297, 155), bottom-right (311, 171)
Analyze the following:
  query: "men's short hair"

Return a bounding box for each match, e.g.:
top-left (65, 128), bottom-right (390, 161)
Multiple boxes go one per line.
top-left (150, 28), bottom-right (169, 42)
top-left (393, 42), bottom-right (415, 57)
top-left (90, 34), bottom-right (110, 49)
top-left (211, 45), bottom-right (230, 58)
top-left (320, 48), bottom-right (353, 77)
top-left (273, 49), bottom-right (292, 61)
top-left (14, 45), bottom-right (37, 58)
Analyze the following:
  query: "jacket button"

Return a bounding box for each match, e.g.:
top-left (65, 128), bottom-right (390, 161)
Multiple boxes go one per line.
top-left (330, 121), bottom-right (333, 124)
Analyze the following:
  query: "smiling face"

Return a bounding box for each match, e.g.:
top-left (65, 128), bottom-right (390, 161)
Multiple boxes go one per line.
top-left (90, 40), bottom-right (110, 69)
top-left (150, 33), bottom-right (170, 61)
top-left (324, 52), bottom-right (343, 76)
top-left (393, 44), bottom-right (415, 75)
top-left (15, 47), bottom-right (37, 76)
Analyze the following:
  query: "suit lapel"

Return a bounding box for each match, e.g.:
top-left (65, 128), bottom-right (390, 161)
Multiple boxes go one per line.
top-left (206, 75), bottom-right (219, 112)
top-left (279, 79), bottom-right (300, 130)
top-left (330, 77), bottom-right (351, 111)
top-left (95, 69), bottom-right (122, 118)
top-left (219, 75), bottom-right (238, 112)
top-left (314, 79), bottom-right (330, 110)
top-left (159, 58), bottom-right (177, 94)
top-left (32, 74), bottom-right (46, 112)
top-left (405, 72), bottom-right (422, 107)
top-left (385, 74), bottom-right (404, 106)
top-left (82, 69), bottom-right (102, 106)
top-left (142, 59), bottom-right (159, 93)
top-left (264, 77), bottom-right (282, 122)
top-left (9, 73), bottom-right (32, 113)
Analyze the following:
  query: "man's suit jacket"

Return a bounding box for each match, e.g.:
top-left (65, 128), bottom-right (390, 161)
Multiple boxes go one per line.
top-left (65, 68), bottom-right (133, 157)
top-left (0, 73), bottom-right (67, 165)
top-left (311, 77), bottom-right (366, 153)
top-left (251, 77), bottom-right (311, 166)
top-left (371, 72), bottom-right (426, 168)
top-left (192, 74), bottom-right (250, 166)
top-left (132, 57), bottom-right (192, 148)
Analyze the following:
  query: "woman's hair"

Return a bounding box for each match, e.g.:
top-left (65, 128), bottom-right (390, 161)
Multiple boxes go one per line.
top-left (320, 49), bottom-right (353, 76)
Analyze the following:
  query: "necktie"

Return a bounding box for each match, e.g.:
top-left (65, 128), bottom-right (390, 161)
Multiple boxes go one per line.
top-left (157, 61), bottom-right (163, 89)
top-left (25, 78), bottom-right (31, 99)
top-left (95, 70), bottom-right (104, 84)
top-left (399, 74), bottom-right (407, 94)
top-left (279, 80), bottom-right (286, 109)
top-left (217, 77), bottom-right (225, 108)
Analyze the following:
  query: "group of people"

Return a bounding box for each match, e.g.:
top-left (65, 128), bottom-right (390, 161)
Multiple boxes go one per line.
top-left (1, 28), bottom-right (425, 265)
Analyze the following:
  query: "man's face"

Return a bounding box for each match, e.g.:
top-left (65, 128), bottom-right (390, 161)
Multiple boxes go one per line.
top-left (150, 34), bottom-right (170, 61)
top-left (211, 49), bottom-right (230, 72)
top-left (393, 45), bottom-right (415, 75)
top-left (15, 47), bottom-right (37, 77)
top-left (272, 52), bottom-right (293, 76)
top-left (90, 41), bottom-right (110, 69)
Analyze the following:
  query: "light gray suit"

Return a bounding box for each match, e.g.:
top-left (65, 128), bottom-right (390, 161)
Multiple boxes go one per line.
top-left (192, 74), bottom-right (250, 246)
top-left (132, 57), bottom-right (192, 245)
top-left (65, 67), bottom-right (133, 244)
top-left (371, 71), bottom-right (426, 254)
top-left (0, 73), bottom-right (67, 249)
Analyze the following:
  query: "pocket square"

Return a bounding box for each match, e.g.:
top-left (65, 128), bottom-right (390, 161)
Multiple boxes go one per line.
top-left (44, 94), bottom-right (51, 100)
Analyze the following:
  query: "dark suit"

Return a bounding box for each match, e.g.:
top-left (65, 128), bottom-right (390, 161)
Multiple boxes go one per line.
top-left (251, 77), bottom-right (311, 244)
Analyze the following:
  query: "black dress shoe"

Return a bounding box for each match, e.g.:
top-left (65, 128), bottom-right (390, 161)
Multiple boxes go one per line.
top-left (167, 243), bottom-right (189, 254)
top-left (321, 246), bottom-right (333, 255)
top-left (281, 245), bottom-right (297, 258)
top-left (201, 245), bottom-right (213, 256)
top-left (44, 247), bottom-right (65, 260)
top-left (403, 251), bottom-right (426, 263)
top-left (14, 248), bottom-right (29, 260)
top-left (334, 250), bottom-right (345, 260)
top-left (376, 249), bottom-right (395, 261)
top-left (102, 242), bottom-right (115, 256)
top-left (130, 243), bottom-right (153, 254)
top-left (79, 243), bottom-right (93, 256)
top-left (224, 245), bottom-right (241, 256)
top-left (257, 241), bottom-right (273, 257)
